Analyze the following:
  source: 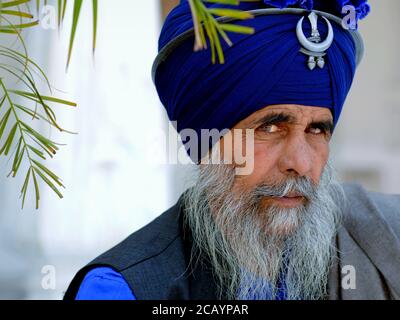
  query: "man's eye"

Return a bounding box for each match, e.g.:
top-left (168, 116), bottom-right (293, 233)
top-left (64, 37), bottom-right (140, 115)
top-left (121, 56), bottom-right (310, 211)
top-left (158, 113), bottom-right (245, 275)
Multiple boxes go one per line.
top-left (261, 124), bottom-right (280, 133)
top-left (309, 126), bottom-right (325, 135)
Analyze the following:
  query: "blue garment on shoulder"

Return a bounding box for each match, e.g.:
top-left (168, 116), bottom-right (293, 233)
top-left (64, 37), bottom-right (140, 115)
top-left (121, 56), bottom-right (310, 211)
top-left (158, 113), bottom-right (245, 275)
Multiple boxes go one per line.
top-left (75, 266), bottom-right (287, 300)
top-left (75, 267), bottom-right (136, 300)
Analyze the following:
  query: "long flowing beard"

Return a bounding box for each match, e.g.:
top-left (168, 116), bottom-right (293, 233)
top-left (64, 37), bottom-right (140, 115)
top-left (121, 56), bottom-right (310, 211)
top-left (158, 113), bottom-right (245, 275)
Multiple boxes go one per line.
top-left (183, 161), bottom-right (345, 300)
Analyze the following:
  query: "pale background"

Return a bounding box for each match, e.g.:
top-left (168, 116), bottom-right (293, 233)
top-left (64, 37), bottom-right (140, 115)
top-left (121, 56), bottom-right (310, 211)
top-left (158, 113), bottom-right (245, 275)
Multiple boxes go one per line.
top-left (0, 0), bottom-right (398, 299)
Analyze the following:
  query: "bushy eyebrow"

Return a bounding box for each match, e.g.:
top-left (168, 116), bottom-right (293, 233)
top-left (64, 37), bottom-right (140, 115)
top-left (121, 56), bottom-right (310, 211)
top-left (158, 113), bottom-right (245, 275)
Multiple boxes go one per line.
top-left (254, 112), bottom-right (295, 127)
top-left (254, 112), bottom-right (334, 134)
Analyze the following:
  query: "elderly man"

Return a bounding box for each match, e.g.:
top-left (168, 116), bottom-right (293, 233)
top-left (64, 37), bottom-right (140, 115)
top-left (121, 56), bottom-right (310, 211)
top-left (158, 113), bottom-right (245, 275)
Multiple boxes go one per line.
top-left (64, 0), bottom-right (400, 300)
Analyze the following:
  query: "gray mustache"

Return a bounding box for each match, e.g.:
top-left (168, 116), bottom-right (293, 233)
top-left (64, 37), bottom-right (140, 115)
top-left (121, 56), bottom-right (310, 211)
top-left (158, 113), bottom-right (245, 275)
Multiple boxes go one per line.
top-left (253, 176), bottom-right (317, 200)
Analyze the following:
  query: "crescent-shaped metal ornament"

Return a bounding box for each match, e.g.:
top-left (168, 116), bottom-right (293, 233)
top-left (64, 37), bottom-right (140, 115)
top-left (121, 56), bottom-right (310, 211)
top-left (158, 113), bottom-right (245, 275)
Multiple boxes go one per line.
top-left (296, 13), bottom-right (334, 54)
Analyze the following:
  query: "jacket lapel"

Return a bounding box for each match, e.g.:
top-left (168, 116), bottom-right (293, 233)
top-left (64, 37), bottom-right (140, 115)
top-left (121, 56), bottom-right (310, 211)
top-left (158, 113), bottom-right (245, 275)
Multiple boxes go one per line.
top-left (328, 183), bottom-right (400, 299)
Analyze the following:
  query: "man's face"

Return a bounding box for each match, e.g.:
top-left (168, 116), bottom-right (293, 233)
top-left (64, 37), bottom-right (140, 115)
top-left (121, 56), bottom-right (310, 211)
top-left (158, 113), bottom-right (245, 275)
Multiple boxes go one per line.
top-left (186, 105), bottom-right (341, 299)
top-left (229, 104), bottom-right (333, 209)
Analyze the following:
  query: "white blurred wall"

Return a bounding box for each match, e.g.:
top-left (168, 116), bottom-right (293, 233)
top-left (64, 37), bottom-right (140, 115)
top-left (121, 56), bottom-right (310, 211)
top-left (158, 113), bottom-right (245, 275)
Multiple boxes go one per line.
top-left (331, 0), bottom-right (400, 194)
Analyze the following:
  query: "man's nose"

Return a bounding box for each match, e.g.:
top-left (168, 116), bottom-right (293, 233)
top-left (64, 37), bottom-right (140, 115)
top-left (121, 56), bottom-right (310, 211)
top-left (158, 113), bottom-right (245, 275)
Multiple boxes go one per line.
top-left (277, 133), bottom-right (313, 177)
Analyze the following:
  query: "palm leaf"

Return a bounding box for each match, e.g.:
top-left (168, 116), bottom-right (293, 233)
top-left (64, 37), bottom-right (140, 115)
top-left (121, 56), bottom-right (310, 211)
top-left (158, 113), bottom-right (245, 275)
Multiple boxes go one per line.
top-left (0, 0), bottom-right (99, 208)
top-left (189, 0), bottom-right (255, 64)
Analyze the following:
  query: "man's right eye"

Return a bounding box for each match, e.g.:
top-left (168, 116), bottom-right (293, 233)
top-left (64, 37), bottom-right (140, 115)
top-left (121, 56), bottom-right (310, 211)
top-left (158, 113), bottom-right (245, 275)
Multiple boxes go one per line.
top-left (260, 124), bottom-right (280, 133)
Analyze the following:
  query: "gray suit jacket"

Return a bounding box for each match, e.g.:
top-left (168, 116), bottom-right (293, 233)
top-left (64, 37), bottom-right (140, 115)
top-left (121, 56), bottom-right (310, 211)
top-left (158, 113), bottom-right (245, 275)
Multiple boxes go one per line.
top-left (328, 183), bottom-right (400, 299)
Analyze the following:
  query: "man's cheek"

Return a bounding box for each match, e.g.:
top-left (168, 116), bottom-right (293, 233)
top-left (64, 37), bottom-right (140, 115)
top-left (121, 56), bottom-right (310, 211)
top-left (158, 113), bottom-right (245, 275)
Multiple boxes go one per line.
top-left (313, 146), bottom-right (330, 185)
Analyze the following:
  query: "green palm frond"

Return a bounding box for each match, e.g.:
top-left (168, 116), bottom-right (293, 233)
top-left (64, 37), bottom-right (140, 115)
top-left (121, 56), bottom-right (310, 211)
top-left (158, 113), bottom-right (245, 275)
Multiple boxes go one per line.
top-left (189, 0), bottom-right (258, 64)
top-left (0, 45), bottom-right (76, 209)
top-left (0, 0), bottom-right (96, 209)
top-left (36, 0), bottom-right (98, 68)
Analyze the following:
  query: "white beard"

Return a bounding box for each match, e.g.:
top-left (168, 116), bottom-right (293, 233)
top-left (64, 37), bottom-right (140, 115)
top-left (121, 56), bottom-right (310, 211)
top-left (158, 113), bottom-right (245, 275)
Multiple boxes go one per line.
top-left (183, 161), bottom-right (345, 300)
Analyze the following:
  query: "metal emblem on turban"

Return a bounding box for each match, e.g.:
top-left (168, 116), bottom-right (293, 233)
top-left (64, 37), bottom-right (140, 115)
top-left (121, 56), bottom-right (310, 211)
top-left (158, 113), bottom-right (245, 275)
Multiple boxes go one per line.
top-left (296, 11), bottom-right (334, 70)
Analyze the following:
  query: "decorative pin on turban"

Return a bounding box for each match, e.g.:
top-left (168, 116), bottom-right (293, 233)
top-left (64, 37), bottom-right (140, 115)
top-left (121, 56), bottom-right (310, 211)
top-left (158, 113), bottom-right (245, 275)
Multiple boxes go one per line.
top-left (152, 0), bottom-right (370, 163)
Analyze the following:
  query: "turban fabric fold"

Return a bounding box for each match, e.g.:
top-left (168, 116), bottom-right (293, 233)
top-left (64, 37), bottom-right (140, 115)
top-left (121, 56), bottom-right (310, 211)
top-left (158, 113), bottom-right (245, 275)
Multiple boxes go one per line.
top-left (152, 1), bottom-right (366, 163)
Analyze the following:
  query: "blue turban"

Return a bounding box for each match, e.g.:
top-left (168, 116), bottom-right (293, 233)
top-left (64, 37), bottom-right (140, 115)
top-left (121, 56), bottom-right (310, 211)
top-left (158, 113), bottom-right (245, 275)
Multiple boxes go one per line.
top-left (152, 0), bottom-right (369, 163)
